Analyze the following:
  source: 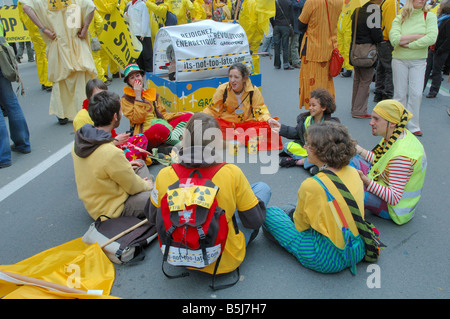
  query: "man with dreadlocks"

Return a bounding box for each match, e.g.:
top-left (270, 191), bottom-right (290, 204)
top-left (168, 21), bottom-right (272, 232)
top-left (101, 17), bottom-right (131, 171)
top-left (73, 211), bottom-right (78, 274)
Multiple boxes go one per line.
top-left (350, 100), bottom-right (427, 225)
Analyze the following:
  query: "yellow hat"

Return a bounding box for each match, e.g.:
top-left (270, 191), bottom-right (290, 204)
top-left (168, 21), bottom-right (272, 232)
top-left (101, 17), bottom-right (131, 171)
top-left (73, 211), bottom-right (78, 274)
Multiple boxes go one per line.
top-left (373, 99), bottom-right (412, 124)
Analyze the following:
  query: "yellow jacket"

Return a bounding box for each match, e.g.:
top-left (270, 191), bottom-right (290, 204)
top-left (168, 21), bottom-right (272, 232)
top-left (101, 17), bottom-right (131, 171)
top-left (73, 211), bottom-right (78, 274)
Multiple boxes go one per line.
top-left (146, 0), bottom-right (169, 46)
top-left (167, 0), bottom-right (195, 24)
top-left (203, 80), bottom-right (271, 123)
top-left (192, 0), bottom-right (207, 20)
top-left (121, 86), bottom-right (186, 134)
top-left (72, 126), bottom-right (151, 220)
top-left (381, 0), bottom-right (400, 41)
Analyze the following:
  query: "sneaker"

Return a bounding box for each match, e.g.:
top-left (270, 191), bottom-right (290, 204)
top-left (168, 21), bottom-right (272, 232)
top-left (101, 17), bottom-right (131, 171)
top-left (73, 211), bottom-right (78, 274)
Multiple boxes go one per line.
top-left (279, 157), bottom-right (297, 167)
top-left (11, 145), bottom-right (31, 154)
top-left (426, 92), bottom-right (437, 98)
top-left (57, 117), bottom-right (69, 125)
top-left (0, 163), bottom-right (12, 169)
top-left (284, 65), bottom-right (294, 70)
top-left (292, 64), bottom-right (301, 69)
top-left (413, 131), bottom-right (423, 136)
top-left (341, 70), bottom-right (352, 77)
top-left (352, 114), bottom-right (372, 119)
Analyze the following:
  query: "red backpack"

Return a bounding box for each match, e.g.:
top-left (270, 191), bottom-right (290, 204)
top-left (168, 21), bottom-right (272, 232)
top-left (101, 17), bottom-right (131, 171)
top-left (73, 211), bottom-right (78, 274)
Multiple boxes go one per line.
top-left (156, 163), bottom-right (239, 288)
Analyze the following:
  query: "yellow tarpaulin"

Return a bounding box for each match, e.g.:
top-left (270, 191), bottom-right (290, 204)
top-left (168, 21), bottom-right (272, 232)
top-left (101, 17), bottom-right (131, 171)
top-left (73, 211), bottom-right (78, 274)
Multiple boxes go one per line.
top-left (0, 238), bottom-right (118, 299)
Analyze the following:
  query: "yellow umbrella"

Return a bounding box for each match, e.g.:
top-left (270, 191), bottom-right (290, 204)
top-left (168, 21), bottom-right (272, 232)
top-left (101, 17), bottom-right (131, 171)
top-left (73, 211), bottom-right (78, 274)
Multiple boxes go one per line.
top-left (342, 0), bottom-right (371, 13)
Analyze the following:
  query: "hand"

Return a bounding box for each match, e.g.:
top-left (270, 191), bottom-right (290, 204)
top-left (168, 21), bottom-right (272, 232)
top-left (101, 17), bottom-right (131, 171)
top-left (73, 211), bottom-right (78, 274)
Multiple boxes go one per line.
top-left (267, 117), bottom-right (281, 134)
top-left (133, 79), bottom-right (143, 100)
top-left (357, 169), bottom-right (371, 188)
top-left (143, 177), bottom-right (154, 190)
top-left (43, 28), bottom-right (56, 40)
top-left (114, 132), bottom-right (131, 146)
top-left (77, 26), bottom-right (88, 39)
top-left (130, 160), bottom-right (143, 170)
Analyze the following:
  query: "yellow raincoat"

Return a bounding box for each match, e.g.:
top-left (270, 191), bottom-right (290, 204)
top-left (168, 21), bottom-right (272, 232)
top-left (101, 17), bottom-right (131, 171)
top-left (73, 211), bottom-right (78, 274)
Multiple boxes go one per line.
top-left (238, 0), bottom-right (275, 74)
top-left (337, 9), bottom-right (354, 72)
top-left (18, 3), bottom-right (52, 88)
top-left (89, 10), bottom-right (107, 82)
top-left (20, 0), bottom-right (97, 120)
top-left (167, 0), bottom-right (195, 25)
top-left (0, 238), bottom-right (117, 299)
top-left (146, 0), bottom-right (169, 47)
top-left (192, 0), bottom-right (207, 20)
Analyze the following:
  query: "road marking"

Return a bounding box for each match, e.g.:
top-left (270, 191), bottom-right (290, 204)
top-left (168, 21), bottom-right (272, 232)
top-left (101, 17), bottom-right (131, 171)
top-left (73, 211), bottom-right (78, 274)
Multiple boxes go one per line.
top-left (0, 142), bottom-right (73, 203)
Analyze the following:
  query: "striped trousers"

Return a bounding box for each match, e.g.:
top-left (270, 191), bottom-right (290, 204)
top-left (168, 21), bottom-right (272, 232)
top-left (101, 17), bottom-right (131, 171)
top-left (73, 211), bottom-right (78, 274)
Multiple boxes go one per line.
top-left (264, 207), bottom-right (365, 274)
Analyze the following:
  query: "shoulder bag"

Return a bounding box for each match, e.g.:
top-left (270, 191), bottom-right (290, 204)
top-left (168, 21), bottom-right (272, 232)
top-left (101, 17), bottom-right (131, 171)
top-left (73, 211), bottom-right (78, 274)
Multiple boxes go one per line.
top-left (325, 0), bottom-right (344, 77)
top-left (349, 8), bottom-right (378, 68)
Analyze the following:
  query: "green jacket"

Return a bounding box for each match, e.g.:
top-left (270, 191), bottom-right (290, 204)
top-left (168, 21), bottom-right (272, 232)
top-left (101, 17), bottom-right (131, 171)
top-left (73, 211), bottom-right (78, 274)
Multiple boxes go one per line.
top-left (390, 9), bottom-right (438, 60)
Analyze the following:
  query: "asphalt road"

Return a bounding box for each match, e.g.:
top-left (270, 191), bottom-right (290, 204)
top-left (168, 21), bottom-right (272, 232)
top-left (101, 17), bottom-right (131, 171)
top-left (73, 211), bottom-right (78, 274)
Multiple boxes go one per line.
top-left (1, 53), bottom-right (449, 302)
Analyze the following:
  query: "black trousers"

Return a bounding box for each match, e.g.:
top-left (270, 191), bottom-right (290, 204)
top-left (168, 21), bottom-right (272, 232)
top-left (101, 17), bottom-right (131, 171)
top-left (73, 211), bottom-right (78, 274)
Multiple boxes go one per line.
top-left (137, 37), bottom-right (153, 73)
top-left (424, 47), bottom-right (449, 95)
top-left (374, 41), bottom-right (394, 99)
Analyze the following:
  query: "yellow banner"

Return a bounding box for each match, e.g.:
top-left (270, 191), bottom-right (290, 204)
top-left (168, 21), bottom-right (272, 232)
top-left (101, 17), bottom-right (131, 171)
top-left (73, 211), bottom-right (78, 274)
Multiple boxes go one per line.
top-left (0, 5), bottom-right (30, 42)
top-left (98, 5), bottom-right (142, 69)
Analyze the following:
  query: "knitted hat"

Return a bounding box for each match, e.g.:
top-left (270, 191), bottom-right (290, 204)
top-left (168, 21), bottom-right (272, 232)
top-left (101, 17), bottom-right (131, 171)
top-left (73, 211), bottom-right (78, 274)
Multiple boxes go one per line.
top-left (373, 99), bottom-right (412, 124)
top-left (124, 63), bottom-right (145, 84)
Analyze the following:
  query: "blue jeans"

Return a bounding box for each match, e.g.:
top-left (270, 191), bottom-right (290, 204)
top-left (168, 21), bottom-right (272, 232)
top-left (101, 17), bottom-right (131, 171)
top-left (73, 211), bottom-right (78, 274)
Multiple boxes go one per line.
top-left (234, 182), bottom-right (271, 246)
top-left (0, 68), bottom-right (30, 165)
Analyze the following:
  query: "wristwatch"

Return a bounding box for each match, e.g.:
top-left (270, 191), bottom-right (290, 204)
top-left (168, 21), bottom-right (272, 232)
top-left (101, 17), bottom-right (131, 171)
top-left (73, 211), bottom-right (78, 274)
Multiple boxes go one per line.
top-left (40, 26), bottom-right (46, 33)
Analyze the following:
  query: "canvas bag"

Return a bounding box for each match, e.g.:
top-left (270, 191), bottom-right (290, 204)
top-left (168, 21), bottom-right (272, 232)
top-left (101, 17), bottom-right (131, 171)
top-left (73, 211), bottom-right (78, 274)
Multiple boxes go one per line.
top-left (349, 8), bottom-right (378, 68)
top-left (82, 213), bottom-right (157, 264)
top-left (0, 36), bottom-right (25, 95)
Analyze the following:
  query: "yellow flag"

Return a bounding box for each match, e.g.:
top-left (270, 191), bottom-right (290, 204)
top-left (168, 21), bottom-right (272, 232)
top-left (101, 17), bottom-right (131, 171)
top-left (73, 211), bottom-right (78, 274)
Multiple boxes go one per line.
top-left (0, 238), bottom-right (118, 299)
top-left (97, 3), bottom-right (142, 69)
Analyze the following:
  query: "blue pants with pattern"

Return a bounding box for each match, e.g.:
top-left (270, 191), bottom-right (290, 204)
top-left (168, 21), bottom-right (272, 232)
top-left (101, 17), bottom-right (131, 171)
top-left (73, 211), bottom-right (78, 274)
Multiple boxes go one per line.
top-left (264, 206), bottom-right (365, 274)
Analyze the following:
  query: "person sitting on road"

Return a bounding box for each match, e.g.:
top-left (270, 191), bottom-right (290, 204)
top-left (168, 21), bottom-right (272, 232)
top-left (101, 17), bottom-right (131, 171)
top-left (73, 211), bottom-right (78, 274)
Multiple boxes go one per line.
top-left (263, 122), bottom-right (366, 274)
top-left (72, 90), bottom-right (154, 220)
top-left (268, 88), bottom-right (340, 175)
top-left (120, 63), bottom-right (192, 151)
top-left (73, 78), bottom-right (150, 164)
top-left (148, 112), bottom-right (269, 277)
top-left (202, 63), bottom-right (281, 151)
top-left (350, 100), bottom-right (427, 225)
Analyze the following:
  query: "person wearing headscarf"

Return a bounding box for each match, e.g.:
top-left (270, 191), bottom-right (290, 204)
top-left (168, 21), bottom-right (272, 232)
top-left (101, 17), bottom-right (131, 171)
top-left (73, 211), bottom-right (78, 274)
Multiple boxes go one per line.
top-left (350, 100), bottom-right (427, 225)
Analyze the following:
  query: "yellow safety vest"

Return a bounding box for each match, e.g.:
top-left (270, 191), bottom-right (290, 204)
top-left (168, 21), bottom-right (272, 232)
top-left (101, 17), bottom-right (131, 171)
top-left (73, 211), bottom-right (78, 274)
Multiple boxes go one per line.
top-left (368, 130), bottom-right (427, 225)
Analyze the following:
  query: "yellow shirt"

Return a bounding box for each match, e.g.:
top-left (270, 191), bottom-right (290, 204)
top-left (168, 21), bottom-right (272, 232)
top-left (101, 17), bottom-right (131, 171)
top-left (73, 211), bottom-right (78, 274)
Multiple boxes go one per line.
top-left (203, 80), bottom-right (271, 123)
top-left (381, 0), bottom-right (400, 41)
top-left (294, 167), bottom-right (365, 249)
top-left (73, 109), bottom-right (94, 132)
top-left (167, 0), bottom-right (195, 24)
top-left (151, 164), bottom-right (259, 274)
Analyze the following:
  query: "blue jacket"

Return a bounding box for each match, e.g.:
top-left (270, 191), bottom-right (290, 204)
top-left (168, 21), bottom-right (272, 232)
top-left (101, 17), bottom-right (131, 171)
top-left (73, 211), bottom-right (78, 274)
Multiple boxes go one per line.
top-left (292, 0), bottom-right (306, 34)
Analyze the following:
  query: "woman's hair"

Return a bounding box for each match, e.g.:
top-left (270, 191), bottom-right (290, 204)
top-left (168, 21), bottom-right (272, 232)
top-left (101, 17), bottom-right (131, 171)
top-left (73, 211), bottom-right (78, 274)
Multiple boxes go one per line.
top-left (305, 122), bottom-right (357, 169)
top-left (85, 78), bottom-right (108, 99)
top-left (440, 0), bottom-right (450, 15)
top-left (181, 113), bottom-right (223, 149)
top-left (228, 63), bottom-right (250, 78)
top-left (401, 0), bottom-right (429, 23)
top-left (310, 88), bottom-right (336, 115)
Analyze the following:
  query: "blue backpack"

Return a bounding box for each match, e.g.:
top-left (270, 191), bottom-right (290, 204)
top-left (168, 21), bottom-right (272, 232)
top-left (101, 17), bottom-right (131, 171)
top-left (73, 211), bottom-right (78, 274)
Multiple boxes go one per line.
top-left (165, 10), bottom-right (177, 26)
